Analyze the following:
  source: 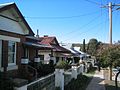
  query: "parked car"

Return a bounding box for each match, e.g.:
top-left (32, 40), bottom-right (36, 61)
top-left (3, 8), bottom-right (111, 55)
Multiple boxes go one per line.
top-left (112, 68), bottom-right (118, 76)
top-left (112, 68), bottom-right (120, 81)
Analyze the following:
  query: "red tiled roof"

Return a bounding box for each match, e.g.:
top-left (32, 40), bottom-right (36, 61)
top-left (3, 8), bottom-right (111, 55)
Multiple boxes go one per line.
top-left (38, 36), bottom-right (59, 47)
top-left (38, 36), bottom-right (71, 53)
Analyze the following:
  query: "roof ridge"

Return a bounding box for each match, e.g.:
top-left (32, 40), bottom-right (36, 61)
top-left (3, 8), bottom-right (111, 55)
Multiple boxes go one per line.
top-left (0, 2), bottom-right (14, 6)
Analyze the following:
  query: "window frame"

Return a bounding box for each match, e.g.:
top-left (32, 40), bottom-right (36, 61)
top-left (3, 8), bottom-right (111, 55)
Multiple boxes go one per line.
top-left (38, 55), bottom-right (44, 61)
top-left (8, 41), bottom-right (16, 66)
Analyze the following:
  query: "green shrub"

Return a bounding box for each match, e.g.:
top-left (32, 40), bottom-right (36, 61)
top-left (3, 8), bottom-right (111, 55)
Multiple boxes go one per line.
top-left (0, 72), bottom-right (14, 90)
top-left (37, 63), bottom-right (55, 77)
top-left (64, 74), bottom-right (89, 90)
top-left (55, 60), bottom-right (69, 70)
top-left (55, 87), bottom-right (60, 90)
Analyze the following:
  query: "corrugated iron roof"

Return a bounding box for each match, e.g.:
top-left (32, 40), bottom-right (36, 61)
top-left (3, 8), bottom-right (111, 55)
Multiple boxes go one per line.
top-left (52, 44), bottom-right (71, 53)
top-left (23, 42), bottom-right (52, 49)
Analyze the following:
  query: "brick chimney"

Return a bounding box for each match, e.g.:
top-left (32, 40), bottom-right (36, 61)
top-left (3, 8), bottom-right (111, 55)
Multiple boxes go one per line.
top-left (36, 29), bottom-right (39, 38)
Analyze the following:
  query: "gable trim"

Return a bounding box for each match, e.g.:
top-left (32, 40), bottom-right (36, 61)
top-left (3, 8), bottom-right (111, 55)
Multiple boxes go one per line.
top-left (0, 3), bottom-right (35, 36)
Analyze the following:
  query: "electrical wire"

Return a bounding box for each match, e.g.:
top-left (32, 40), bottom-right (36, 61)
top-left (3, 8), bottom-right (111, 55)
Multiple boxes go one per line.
top-left (84, 18), bottom-right (109, 41)
top-left (24, 10), bottom-right (99, 19)
top-left (62, 16), bottom-right (109, 42)
top-left (84, 0), bottom-right (102, 6)
top-left (59, 14), bottom-right (101, 37)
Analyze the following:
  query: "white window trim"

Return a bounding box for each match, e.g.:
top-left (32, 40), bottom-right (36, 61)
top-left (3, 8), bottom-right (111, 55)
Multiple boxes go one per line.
top-left (8, 42), bottom-right (16, 66)
top-left (0, 65), bottom-right (18, 72)
top-left (0, 35), bottom-right (20, 42)
top-left (7, 65), bottom-right (18, 71)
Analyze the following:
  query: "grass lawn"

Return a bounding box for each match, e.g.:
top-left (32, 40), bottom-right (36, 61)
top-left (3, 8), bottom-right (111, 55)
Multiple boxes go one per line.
top-left (64, 74), bottom-right (93, 90)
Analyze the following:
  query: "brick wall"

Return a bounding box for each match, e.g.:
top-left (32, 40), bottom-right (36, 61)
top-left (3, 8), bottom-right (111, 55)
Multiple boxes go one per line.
top-left (0, 30), bottom-right (25, 77)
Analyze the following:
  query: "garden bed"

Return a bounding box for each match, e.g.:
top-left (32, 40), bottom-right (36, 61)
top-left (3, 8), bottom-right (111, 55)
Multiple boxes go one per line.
top-left (64, 74), bottom-right (92, 90)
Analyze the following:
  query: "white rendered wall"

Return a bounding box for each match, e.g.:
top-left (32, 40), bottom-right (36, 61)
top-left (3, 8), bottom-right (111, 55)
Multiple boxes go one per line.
top-left (38, 50), bottom-right (51, 63)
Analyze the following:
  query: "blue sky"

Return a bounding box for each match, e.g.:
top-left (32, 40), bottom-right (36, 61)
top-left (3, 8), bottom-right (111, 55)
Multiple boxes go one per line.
top-left (0, 0), bottom-right (120, 43)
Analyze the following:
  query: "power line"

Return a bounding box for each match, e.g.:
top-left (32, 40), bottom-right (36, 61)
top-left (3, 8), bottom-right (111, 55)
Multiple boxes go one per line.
top-left (62, 16), bottom-right (109, 42)
top-left (101, 2), bottom-right (120, 45)
top-left (84, 18), bottom-right (109, 41)
top-left (84, 0), bottom-right (102, 6)
top-left (59, 14), bottom-right (102, 37)
top-left (24, 10), bottom-right (99, 19)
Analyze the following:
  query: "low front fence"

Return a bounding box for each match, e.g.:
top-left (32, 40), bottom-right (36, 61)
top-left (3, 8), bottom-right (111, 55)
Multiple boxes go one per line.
top-left (14, 73), bottom-right (55, 90)
top-left (55, 64), bottom-right (84, 90)
top-left (15, 64), bottom-right (84, 90)
top-left (64, 72), bottom-right (72, 86)
top-left (27, 73), bottom-right (55, 90)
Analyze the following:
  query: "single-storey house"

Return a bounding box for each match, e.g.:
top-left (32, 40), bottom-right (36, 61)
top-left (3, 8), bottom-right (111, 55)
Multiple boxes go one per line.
top-left (0, 2), bottom-right (34, 74)
top-left (38, 35), bottom-right (72, 64)
top-left (0, 2), bottom-right (49, 79)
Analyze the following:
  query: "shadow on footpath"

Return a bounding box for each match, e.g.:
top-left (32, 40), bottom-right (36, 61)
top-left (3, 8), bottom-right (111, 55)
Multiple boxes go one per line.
top-left (103, 69), bottom-right (120, 90)
top-left (86, 76), bottom-right (105, 90)
top-left (104, 80), bottom-right (120, 90)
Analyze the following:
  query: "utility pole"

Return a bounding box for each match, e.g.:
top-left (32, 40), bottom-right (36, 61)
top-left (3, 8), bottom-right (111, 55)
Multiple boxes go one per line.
top-left (102, 2), bottom-right (120, 81)
top-left (102, 2), bottom-right (120, 45)
top-left (109, 2), bottom-right (112, 45)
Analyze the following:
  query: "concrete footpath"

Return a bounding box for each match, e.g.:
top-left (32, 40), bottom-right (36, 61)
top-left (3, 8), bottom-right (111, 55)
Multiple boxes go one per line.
top-left (86, 70), bottom-right (105, 90)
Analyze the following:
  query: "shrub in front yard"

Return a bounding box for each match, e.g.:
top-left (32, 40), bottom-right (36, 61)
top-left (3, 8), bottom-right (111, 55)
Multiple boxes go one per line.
top-left (37, 63), bottom-right (55, 77)
top-left (64, 74), bottom-right (89, 90)
top-left (55, 60), bottom-right (70, 70)
top-left (55, 87), bottom-right (61, 90)
top-left (0, 72), bottom-right (14, 90)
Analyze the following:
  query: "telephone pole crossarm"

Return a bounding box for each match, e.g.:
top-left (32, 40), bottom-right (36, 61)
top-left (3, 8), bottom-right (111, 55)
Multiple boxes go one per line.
top-left (101, 2), bottom-right (120, 45)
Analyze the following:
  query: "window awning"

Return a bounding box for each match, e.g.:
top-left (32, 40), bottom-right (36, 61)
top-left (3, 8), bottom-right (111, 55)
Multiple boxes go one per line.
top-left (23, 42), bottom-right (52, 49)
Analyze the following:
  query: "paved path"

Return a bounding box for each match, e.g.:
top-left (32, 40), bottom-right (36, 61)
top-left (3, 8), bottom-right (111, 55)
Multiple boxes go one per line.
top-left (86, 70), bottom-right (105, 90)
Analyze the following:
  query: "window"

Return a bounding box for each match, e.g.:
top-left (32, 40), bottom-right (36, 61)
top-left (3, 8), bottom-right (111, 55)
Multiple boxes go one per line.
top-left (39, 55), bottom-right (44, 61)
top-left (25, 48), bottom-right (29, 58)
top-left (56, 57), bottom-right (59, 63)
top-left (0, 40), bottom-right (2, 67)
top-left (8, 41), bottom-right (16, 65)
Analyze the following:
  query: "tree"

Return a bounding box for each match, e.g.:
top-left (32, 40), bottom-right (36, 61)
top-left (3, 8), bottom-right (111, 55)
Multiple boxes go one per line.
top-left (87, 38), bottom-right (98, 56)
top-left (82, 39), bottom-right (86, 52)
top-left (100, 45), bottom-right (120, 80)
top-left (115, 40), bottom-right (120, 45)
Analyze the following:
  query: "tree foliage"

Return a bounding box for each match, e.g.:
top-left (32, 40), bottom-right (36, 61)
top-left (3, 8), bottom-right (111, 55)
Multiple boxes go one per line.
top-left (82, 39), bottom-right (86, 52)
top-left (98, 45), bottom-right (120, 80)
top-left (55, 60), bottom-right (70, 69)
top-left (87, 38), bottom-right (99, 56)
top-left (99, 45), bottom-right (120, 68)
